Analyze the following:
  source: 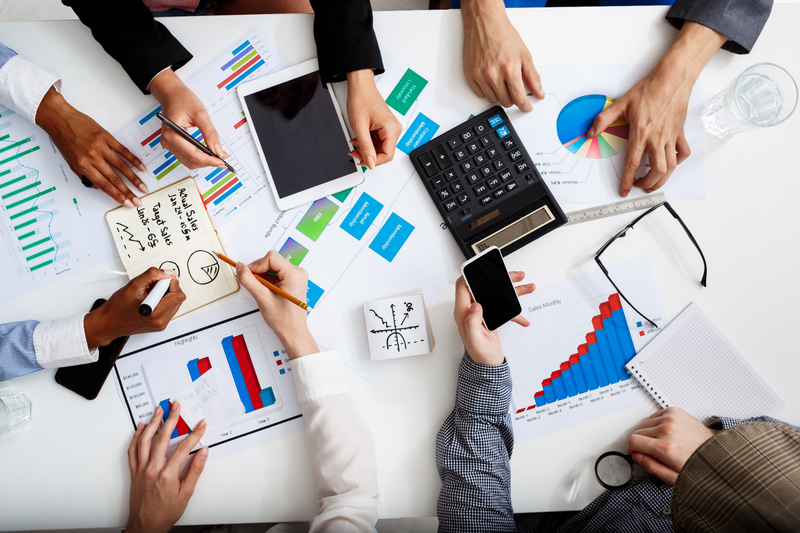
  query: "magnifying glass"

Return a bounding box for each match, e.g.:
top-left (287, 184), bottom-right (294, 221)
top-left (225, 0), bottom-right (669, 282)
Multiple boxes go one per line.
top-left (594, 451), bottom-right (635, 490)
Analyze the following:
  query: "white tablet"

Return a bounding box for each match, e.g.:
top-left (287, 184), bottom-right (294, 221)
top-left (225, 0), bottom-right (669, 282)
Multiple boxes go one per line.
top-left (237, 59), bottom-right (363, 210)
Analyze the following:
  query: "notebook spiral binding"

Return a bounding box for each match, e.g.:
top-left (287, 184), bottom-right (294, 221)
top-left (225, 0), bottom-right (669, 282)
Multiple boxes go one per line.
top-left (625, 364), bottom-right (669, 409)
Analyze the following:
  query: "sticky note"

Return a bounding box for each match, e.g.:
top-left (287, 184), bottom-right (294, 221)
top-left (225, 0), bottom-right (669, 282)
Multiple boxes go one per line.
top-left (369, 213), bottom-right (414, 262)
top-left (340, 193), bottom-right (383, 240)
top-left (397, 113), bottom-right (439, 156)
top-left (386, 68), bottom-right (428, 115)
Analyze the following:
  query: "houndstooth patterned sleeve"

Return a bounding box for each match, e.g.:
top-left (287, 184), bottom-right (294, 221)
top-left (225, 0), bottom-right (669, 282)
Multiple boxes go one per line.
top-left (436, 354), bottom-right (516, 533)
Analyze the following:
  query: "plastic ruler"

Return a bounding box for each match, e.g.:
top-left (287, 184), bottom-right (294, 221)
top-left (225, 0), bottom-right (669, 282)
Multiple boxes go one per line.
top-left (564, 192), bottom-right (667, 226)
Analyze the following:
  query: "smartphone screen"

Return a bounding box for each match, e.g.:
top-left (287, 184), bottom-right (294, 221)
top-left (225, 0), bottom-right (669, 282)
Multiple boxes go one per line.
top-left (462, 247), bottom-right (522, 331)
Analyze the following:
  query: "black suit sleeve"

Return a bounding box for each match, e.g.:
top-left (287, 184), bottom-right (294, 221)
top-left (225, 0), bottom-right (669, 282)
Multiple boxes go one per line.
top-left (309, 0), bottom-right (384, 84)
top-left (667, 0), bottom-right (774, 54)
top-left (62, 0), bottom-right (192, 94)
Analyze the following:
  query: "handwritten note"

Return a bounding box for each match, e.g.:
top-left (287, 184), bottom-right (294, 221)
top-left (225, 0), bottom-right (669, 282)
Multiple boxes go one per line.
top-left (173, 367), bottom-right (245, 445)
top-left (363, 289), bottom-right (434, 360)
top-left (105, 178), bottom-right (238, 316)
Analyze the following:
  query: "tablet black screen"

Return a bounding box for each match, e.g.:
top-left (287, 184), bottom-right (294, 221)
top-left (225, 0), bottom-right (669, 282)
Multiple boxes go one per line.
top-left (244, 71), bottom-right (356, 199)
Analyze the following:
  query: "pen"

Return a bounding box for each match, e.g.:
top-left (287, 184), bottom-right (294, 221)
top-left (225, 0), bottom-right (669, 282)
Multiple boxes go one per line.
top-left (156, 112), bottom-right (236, 175)
top-left (215, 251), bottom-right (311, 311)
top-left (139, 277), bottom-right (172, 316)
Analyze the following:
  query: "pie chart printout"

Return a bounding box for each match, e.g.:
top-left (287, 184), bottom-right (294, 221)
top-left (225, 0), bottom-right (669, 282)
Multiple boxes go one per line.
top-left (556, 95), bottom-right (630, 159)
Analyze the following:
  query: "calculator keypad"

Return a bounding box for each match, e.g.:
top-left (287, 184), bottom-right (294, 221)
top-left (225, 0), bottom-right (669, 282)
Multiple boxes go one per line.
top-left (414, 109), bottom-right (533, 224)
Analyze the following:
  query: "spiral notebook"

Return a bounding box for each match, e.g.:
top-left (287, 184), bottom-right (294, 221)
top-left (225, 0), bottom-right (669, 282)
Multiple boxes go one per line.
top-left (624, 303), bottom-right (784, 424)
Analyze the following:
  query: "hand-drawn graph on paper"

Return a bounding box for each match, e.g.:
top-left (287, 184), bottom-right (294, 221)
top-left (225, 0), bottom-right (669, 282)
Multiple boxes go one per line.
top-left (368, 302), bottom-right (422, 353)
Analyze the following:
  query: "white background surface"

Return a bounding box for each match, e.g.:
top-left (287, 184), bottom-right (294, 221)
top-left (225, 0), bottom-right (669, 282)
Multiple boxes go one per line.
top-left (0, 6), bottom-right (799, 530)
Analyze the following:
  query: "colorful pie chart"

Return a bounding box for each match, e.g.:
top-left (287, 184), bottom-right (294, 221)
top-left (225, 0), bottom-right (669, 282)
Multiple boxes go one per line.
top-left (556, 95), bottom-right (629, 159)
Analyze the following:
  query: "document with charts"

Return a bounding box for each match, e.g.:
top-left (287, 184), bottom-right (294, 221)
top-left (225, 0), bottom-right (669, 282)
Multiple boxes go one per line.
top-left (226, 43), bottom-right (472, 383)
top-left (0, 102), bottom-right (118, 305)
top-left (113, 25), bottom-right (290, 227)
top-left (114, 298), bottom-right (303, 462)
top-left (498, 256), bottom-right (667, 442)
top-left (507, 63), bottom-right (706, 203)
top-left (105, 178), bottom-right (238, 316)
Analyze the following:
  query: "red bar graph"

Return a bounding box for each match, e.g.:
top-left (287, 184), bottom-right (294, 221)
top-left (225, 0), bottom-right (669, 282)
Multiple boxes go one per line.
top-left (233, 117), bottom-right (247, 129)
top-left (203, 177), bottom-right (239, 205)
top-left (216, 55), bottom-right (262, 89)
top-left (197, 357), bottom-right (211, 374)
top-left (141, 128), bottom-right (161, 146)
top-left (170, 400), bottom-right (190, 437)
top-left (232, 334), bottom-right (264, 411)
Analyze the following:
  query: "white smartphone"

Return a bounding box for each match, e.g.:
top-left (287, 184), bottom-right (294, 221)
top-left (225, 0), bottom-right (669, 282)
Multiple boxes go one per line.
top-left (237, 58), bottom-right (363, 210)
top-left (461, 246), bottom-right (522, 331)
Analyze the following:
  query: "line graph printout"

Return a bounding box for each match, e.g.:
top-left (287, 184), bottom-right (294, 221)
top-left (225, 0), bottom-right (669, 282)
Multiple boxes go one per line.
top-left (0, 103), bottom-right (118, 305)
top-left (113, 25), bottom-right (290, 227)
top-left (498, 256), bottom-right (667, 442)
top-left (507, 64), bottom-right (706, 203)
top-left (226, 43), bottom-right (471, 383)
top-left (115, 298), bottom-right (303, 461)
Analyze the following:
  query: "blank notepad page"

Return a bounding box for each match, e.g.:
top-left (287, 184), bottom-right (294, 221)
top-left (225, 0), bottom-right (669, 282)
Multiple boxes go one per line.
top-left (625, 303), bottom-right (784, 424)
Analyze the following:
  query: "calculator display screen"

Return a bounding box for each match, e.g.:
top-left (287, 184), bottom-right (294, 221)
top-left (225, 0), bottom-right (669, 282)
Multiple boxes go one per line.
top-left (244, 71), bottom-right (355, 198)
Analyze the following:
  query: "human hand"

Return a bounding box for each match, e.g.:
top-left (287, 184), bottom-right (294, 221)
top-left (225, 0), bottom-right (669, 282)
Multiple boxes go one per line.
top-left (35, 87), bottom-right (148, 208)
top-left (125, 402), bottom-right (208, 533)
top-left (235, 251), bottom-right (319, 359)
top-left (626, 407), bottom-right (719, 485)
top-left (453, 272), bottom-right (534, 366)
top-left (346, 69), bottom-right (402, 169)
top-left (83, 268), bottom-right (185, 349)
top-left (587, 22), bottom-right (727, 196)
top-left (148, 69), bottom-right (229, 170)
top-left (461, 0), bottom-right (544, 112)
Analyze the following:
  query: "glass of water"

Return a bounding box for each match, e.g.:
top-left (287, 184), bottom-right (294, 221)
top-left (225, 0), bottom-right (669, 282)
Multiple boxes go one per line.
top-left (0, 389), bottom-right (33, 441)
top-left (702, 63), bottom-right (798, 138)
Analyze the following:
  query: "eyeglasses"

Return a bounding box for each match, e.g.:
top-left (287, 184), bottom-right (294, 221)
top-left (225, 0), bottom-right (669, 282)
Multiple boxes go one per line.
top-left (595, 202), bottom-right (707, 328)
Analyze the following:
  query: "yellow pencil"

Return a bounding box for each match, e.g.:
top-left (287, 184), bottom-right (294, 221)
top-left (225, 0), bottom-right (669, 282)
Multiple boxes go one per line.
top-left (215, 252), bottom-right (310, 310)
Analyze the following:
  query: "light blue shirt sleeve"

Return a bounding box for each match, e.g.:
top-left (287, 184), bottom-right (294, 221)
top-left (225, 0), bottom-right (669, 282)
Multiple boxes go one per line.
top-left (0, 43), bottom-right (19, 71)
top-left (0, 320), bottom-right (43, 382)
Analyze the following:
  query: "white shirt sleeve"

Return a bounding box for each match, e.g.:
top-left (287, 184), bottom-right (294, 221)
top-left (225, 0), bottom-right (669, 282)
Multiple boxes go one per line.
top-left (287, 350), bottom-right (379, 533)
top-left (32, 313), bottom-right (99, 369)
top-left (0, 55), bottom-right (62, 125)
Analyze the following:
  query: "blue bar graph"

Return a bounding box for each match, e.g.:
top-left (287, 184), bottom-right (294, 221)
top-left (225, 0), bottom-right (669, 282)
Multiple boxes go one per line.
top-left (222, 335), bottom-right (254, 412)
top-left (221, 44), bottom-right (254, 70)
top-left (187, 359), bottom-right (201, 381)
top-left (148, 135), bottom-right (161, 148)
top-left (159, 399), bottom-right (179, 439)
top-left (231, 40), bottom-right (251, 57)
top-left (224, 59), bottom-right (265, 91)
top-left (204, 168), bottom-right (225, 182)
top-left (154, 156), bottom-right (178, 176)
top-left (520, 293), bottom-right (639, 412)
top-left (213, 181), bottom-right (242, 205)
top-left (139, 106), bottom-right (162, 125)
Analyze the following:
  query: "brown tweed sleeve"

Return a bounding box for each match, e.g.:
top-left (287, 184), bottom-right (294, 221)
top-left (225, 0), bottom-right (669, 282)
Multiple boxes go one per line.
top-left (671, 422), bottom-right (800, 533)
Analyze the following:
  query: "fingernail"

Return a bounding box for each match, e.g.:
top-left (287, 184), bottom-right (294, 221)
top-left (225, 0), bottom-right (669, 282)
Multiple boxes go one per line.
top-left (139, 183), bottom-right (150, 194)
top-left (155, 406), bottom-right (163, 416)
top-left (137, 422), bottom-right (144, 430)
top-left (347, 151), bottom-right (359, 159)
top-left (162, 268), bottom-right (177, 277)
top-left (632, 453), bottom-right (642, 464)
top-left (215, 143), bottom-right (224, 157)
top-left (469, 302), bottom-right (480, 312)
top-left (366, 156), bottom-right (376, 170)
top-left (198, 418), bottom-right (207, 428)
top-left (123, 199), bottom-right (134, 209)
top-left (622, 190), bottom-right (629, 197)
top-left (172, 401), bottom-right (180, 409)
top-left (199, 445), bottom-right (210, 458)
top-left (137, 163), bottom-right (147, 172)
top-left (235, 262), bottom-right (244, 275)
top-left (587, 128), bottom-right (595, 138)
top-left (132, 197), bottom-right (144, 208)
top-left (223, 151), bottom-right (231, 159)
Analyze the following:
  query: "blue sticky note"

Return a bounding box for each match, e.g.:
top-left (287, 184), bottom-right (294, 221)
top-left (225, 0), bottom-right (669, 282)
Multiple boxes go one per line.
top-left (397, 113), bottom-right (440, 155)
top-left (340, 193), bottom-right (383, 240)
top-left (307, 280), bottom-right (324, 308)
top-left (369, 213), bottom-right (415, 262)
top-left (488, 113), bottom-right (504, 128)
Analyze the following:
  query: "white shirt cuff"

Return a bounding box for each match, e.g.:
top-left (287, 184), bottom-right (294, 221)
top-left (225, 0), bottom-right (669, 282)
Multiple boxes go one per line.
top-left (32, 313), bottom-right (99, 369)
top-left (290, 350), bottom-right (350, 402)
top-left (0, 55), bottom-right (62, 125)
top-left (146, 66), bottom-right (173, 93)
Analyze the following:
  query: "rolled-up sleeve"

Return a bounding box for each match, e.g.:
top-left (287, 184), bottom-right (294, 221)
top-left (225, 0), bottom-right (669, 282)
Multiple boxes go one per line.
top-left (667, 0), bottom-right (774, 54)
top-left (32, 313), bottom-right (98, 369)
top-left (0, 43), bottom-right (62, 125)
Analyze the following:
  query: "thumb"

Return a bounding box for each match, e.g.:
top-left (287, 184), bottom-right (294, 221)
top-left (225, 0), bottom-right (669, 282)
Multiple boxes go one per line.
top-left (192, 109), bottom-right (228, 160)
top-left (353, 120), bottom-right (376, 170)
top-left (181, 446), bottom-right (208, 498)
top-left (587, 101), bottom-right (625, 139)
top-left (632, 453), bottom-right (679, 485)
top-left (464, 302), bottom-right (485, 335)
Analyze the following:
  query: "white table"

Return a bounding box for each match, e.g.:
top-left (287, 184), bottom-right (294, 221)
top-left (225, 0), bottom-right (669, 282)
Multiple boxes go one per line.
top-left (0, 7), bottom-right (798, 530)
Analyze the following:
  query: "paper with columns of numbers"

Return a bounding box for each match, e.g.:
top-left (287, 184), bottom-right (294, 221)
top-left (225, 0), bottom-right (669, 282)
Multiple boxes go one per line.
top-left (105, 177), bottom-right (238, 316)
top-left (171, 367), bottom-right (246, 446)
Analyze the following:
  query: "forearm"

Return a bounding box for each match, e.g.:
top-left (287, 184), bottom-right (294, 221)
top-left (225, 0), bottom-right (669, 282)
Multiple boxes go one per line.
top-left (436, 355), bottom-right (515, 533)
top-left (667, 0), bottom-right (774, 55)
top-left (291, 351), bottom-right (378, 533)
top-left (652, 21), bottom-right (727, 93)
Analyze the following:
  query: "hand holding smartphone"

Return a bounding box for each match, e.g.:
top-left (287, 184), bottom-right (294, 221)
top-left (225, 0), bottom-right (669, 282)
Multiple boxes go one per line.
top-left (461, 246), bottom-right (523, 331)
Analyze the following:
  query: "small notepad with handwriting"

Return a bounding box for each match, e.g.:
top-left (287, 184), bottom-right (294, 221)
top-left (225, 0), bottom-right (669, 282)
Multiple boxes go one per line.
top-left (106, 178), bottom-right (238, 317)
top-left (625, 303), bottom-right (784, 423)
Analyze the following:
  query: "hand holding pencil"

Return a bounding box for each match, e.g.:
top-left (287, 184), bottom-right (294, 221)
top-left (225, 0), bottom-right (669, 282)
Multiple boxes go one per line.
top-left (222, 251), bottom-right (320, 360)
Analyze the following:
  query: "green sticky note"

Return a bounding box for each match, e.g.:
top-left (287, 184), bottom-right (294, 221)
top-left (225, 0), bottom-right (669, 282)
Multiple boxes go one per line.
top-left (386, 69), bottom-right (428, 116)
top-left (332, 188), bottom-right (353, 203)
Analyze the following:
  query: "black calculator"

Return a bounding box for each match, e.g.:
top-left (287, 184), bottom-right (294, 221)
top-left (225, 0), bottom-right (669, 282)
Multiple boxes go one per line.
top-left (410, 107), bottom-right (567, 258)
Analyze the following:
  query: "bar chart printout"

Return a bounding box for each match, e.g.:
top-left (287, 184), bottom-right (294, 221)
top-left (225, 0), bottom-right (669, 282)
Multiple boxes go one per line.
top-left (0, 104), bottom-right (118, 305)
top-left (115, 300), bottom-right (303, 460)
top-left (497, 256), bottom-right (667, 442)
top-left (113, 25), bottom-right (291, 227)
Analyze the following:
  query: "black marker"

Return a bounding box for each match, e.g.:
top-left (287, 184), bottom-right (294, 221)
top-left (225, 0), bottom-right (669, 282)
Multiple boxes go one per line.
top-left (156, 112), bottom-right (236, 175)
top-left (139, 277), bottom-right (172, 316)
